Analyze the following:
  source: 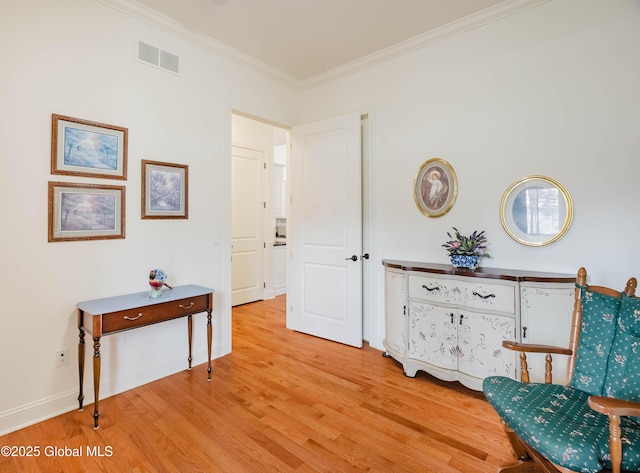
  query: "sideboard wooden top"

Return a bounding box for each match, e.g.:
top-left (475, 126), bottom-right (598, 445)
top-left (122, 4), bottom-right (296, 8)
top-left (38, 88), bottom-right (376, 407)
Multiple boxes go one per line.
top-left (382, 259), bottom-right (575, 283)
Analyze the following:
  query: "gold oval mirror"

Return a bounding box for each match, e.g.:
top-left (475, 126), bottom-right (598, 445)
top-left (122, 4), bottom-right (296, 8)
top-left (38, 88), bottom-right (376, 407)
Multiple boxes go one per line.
top-left (500, 175), bottom-right (573, 247)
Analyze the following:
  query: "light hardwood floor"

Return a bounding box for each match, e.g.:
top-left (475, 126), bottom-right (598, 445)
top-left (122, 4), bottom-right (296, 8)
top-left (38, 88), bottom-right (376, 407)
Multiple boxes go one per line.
top-left (0, 296), bottom-right (515, 472)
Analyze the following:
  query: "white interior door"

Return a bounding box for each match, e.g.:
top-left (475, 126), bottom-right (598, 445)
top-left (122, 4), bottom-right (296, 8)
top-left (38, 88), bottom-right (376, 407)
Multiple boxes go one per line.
top-left (231, 145), bottom-right (265, 306)
top-left (287, 113), bottom-right (362, 347)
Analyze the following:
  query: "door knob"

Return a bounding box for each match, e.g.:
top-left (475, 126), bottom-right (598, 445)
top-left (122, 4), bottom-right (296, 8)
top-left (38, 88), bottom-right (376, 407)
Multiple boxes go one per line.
top-left (345, 255), bottom-right (358, 261)
top-left (361, 253), bottom-right (370, 260)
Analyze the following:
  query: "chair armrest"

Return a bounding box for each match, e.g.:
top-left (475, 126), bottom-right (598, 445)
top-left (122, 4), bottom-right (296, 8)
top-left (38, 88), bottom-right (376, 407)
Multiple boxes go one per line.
top-left (501, 341), bottom-right (573, 384)
top-left (589, 396), bottom-right (640, 473)
top-left (589, 396), bottom-right (640, 417)
top-left (502, 341), bottom-right (573, 356)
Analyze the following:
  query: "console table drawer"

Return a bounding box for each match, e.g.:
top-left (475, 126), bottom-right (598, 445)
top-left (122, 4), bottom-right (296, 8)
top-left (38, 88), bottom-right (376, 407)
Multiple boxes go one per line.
top-left (102, 295), bottom-right (209, 334)
top-left (408, 274), bottom-right (516, 314)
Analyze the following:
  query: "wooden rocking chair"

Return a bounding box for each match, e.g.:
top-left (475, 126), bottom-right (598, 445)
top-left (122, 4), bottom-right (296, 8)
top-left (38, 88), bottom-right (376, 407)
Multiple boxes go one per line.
top-left (483, 267), bottom-right (640, 473)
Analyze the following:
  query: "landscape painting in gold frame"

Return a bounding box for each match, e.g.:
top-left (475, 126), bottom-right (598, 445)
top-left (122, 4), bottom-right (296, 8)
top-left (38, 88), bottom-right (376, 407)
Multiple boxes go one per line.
top-left (51, 114), bottom-right (128, 180)
top-left (141, 160), bottom-right (189, 219)
top-left (48, 181), bottom-right (125, 242)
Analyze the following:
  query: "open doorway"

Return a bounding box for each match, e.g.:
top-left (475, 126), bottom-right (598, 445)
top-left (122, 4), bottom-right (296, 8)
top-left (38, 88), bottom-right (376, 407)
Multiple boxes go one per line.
top-left (231, 113), bottom-right (288, 306)
top-left (231, 110), bottom-right (377, 347)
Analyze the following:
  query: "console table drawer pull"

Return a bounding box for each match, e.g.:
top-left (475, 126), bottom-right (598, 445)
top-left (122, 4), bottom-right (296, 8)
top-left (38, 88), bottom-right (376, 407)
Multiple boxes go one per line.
top-left (179, 302), bottom-right (195, 309)
top-left (124, 313), bottom-right (143, 321)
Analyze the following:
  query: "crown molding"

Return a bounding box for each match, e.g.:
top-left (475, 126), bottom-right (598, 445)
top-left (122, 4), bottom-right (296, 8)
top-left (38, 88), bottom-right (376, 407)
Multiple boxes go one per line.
top-left (96, 0), bottom-right (550, 91)
top-left (95, 0), bottom-right (303, 89)
top-left (300, 0), bottom-right (551, 89)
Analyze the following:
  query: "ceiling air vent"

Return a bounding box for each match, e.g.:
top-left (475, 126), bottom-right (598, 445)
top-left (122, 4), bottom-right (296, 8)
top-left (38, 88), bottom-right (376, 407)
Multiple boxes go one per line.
top-left (137, 41), bottom-right (179, 75)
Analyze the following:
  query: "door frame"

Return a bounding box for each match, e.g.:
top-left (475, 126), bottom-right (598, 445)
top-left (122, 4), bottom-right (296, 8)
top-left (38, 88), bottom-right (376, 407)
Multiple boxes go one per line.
top-left (228, 107), bottom-right (380, 348)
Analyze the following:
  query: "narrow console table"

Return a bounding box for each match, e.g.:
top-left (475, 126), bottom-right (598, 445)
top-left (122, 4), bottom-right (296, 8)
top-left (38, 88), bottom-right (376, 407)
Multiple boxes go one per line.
top-left (76, 285), bottom-right (214, 429)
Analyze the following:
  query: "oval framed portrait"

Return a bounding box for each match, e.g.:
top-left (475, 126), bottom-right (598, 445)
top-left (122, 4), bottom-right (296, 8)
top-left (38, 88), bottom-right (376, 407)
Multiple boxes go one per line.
top-left (500, 175), bottom-right (573, 246)
top-left (413, 158), bottom-right (458, 218)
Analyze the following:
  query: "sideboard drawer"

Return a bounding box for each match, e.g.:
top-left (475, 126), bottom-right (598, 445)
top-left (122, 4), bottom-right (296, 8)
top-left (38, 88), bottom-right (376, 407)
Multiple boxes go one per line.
top-left (102, 295), bottom-right (209, 334)
top-left (408, 274), bottom-right (516, 314)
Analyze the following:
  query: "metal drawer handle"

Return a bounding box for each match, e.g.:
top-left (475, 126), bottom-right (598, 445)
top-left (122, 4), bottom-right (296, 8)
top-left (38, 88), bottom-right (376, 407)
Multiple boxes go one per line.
top-left (422, 284), bottom-right (440, 292)
top-left (472, 291), bottom-right (496, 300)
top-left (124, 313), bottom-right (143, 321)
top-left (179, 302), bottom-right (195, 310)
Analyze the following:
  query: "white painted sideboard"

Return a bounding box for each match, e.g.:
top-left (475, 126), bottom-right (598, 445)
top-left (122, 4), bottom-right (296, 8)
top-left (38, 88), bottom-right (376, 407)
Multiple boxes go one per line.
top-left (382, 260), bottom-right (575, 391)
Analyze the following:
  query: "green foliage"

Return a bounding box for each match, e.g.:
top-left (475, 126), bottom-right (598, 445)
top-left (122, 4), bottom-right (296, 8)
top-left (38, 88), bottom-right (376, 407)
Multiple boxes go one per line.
top-left (442, 227), bottom-right (491, 258)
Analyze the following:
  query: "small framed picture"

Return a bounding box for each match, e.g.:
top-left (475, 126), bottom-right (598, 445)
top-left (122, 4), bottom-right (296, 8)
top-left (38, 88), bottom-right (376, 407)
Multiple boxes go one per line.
top-left (500, 175), bottom-right (573, 247)
top-left (141, 160), bottom-right (188, 219)
top-left (48, 182), bottom-right (126, 242)
top-left (51, 114), bottom-right (128, 180)
top-left (413, 158), bottom-right (458, 218)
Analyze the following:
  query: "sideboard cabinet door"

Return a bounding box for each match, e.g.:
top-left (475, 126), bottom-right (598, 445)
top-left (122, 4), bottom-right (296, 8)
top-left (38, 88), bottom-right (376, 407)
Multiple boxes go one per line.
top-left (457, 309), bottom-right (516, 381)
top-left (383, 268), bottom-right (407, 359)
top-left (408, 301), bottom-right (457, 371)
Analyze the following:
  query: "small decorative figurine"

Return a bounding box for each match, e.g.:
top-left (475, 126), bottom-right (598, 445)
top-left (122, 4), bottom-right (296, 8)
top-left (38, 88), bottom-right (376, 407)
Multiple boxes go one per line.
top-left (148, 269), bottom-right (167, 298)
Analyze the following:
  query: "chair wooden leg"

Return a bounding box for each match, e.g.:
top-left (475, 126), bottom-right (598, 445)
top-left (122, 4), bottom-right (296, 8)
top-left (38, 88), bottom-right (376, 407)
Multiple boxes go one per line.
top-left (498, 461), bottom-right (542, 472)
top-left (498, 423), bottom-right (568, 473)
top-left (502, 421), bottom-right (530, 460)
top-left (497, 422), bottom-right (541, 472)
top-left (524, 445), bottom-right (564, 473)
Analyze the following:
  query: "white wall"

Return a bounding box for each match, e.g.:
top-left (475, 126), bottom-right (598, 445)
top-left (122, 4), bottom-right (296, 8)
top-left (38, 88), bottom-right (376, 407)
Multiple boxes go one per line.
top-left (0, 0), bottom-right (299, 434)
top-left (300, 0), bottom-right (640, 350)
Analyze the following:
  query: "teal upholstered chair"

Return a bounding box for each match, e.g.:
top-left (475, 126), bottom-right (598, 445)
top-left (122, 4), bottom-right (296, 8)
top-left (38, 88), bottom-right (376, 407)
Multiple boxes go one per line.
top-left (483, 267), bottom-right (640, 473)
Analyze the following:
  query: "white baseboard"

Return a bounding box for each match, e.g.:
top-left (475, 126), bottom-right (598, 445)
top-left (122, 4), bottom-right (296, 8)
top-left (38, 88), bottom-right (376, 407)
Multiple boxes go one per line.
top-left (0, 348), bottom-right (221, 436)
top-left (0, 389), bottom-right (80, 437)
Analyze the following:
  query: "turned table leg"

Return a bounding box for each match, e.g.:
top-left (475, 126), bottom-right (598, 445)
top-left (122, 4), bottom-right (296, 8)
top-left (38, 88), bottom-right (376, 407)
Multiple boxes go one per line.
top-left (93, 336), bottom-right (101, 429)
top-left (77, 312), bottom-right (85, 411)
top-left (187, 315), bottom-right (193, 370)
top-left (207, 309), bottom-right (212, 381)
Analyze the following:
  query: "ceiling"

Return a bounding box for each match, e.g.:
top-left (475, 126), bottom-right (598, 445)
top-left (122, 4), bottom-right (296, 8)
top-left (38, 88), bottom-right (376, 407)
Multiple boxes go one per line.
top-left (129, 0), bottom-right (514, 82)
